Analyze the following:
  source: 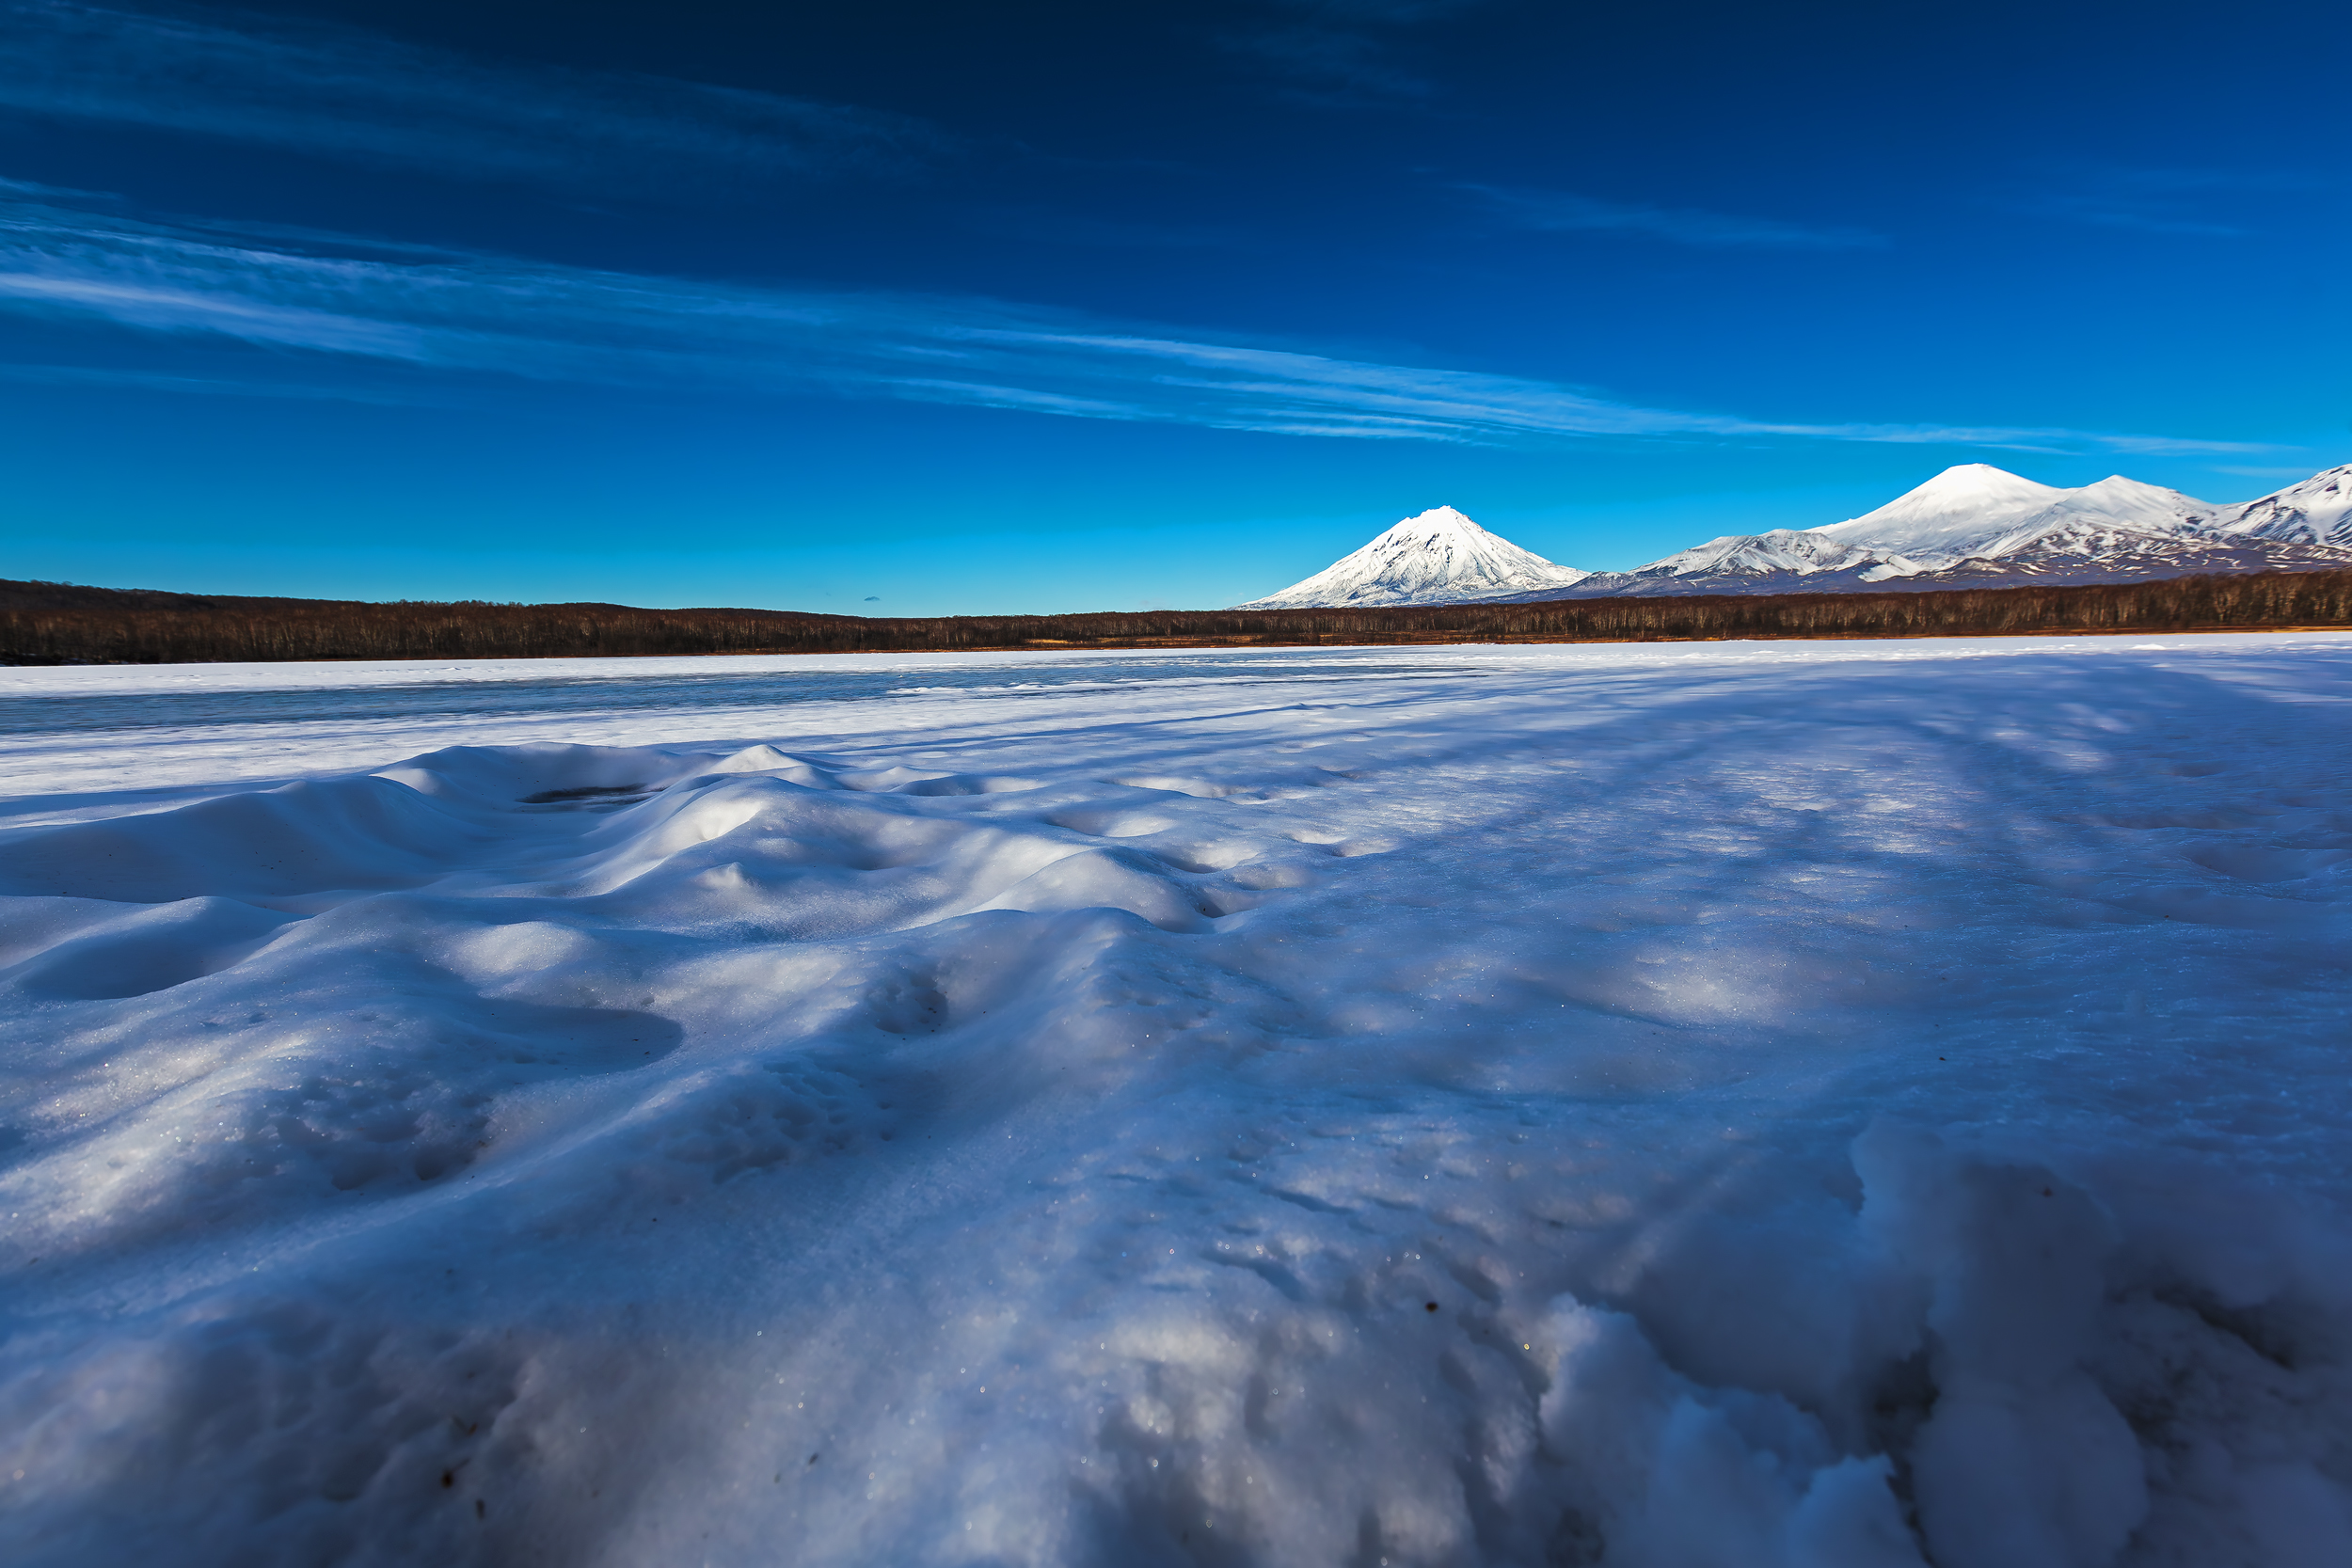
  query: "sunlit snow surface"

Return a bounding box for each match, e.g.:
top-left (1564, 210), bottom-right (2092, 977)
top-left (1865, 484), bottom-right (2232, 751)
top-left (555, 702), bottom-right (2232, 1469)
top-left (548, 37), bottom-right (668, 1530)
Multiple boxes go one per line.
top-left (3, 638), bottom-right (2349, 1567)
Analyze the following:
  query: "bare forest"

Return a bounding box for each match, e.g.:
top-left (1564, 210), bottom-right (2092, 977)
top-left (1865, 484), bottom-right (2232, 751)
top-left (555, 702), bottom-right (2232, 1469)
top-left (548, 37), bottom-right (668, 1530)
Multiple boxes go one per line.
top-left (5, 569), bottom-right (2350, 665)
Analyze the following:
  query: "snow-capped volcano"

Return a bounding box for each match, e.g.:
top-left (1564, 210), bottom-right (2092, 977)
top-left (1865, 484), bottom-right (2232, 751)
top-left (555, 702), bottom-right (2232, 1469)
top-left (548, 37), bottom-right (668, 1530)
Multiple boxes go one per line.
top-left (1232, 506), bottom-right (1590, 609)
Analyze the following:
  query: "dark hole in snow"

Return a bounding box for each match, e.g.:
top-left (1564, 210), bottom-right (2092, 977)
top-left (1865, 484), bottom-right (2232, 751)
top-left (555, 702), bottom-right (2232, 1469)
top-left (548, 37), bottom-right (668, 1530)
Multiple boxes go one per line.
top-left (808, 1452), bottom-right (819, 1465)
top-left (517, 784), bottom-right (655, 805)
top-left (440, 1470), bottom-right (453, 1488)
top-left (1425, 1301), bottom-right (1438, 1312)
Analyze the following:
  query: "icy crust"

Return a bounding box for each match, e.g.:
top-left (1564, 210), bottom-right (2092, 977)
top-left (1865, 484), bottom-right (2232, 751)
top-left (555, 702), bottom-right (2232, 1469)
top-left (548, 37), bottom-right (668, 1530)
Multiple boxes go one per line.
top-left (2, 640), bottom-right (2351, 1566)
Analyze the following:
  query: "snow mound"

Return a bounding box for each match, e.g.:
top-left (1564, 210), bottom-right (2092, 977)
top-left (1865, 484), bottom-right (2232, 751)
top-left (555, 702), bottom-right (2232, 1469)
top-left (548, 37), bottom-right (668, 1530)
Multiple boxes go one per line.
top-left (1234, 505), bottom-right (1591, 608)
top-left (4, 641), bottom-right (2352, 1566)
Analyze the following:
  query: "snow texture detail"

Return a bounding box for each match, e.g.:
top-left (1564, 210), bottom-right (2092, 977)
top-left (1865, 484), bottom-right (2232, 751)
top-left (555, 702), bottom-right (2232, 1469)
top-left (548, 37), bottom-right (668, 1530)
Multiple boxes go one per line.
top-left (2, 641), bottom-right (2350, 1567)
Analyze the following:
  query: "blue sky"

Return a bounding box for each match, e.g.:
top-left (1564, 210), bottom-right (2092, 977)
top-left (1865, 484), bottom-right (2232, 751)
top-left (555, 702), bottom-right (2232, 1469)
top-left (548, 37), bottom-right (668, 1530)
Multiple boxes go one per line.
top-left (1, 0), bottom-right (2344, 613)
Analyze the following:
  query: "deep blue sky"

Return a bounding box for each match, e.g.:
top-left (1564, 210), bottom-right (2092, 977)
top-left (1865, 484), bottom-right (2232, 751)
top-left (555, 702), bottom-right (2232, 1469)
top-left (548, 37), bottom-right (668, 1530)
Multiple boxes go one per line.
top-left (2, 0), bottom-right (2345, 613)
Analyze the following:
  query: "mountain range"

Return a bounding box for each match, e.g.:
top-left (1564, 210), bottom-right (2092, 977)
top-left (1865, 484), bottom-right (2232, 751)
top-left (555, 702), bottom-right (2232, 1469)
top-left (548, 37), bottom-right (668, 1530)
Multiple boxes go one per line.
top-left (1233, 463), bottom-right (2352, 608)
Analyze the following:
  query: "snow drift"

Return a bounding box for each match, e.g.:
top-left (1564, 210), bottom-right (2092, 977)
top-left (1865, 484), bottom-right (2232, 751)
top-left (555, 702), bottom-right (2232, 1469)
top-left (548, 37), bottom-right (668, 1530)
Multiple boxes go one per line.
top-left (2, 640), bottom-right (2349, 1567)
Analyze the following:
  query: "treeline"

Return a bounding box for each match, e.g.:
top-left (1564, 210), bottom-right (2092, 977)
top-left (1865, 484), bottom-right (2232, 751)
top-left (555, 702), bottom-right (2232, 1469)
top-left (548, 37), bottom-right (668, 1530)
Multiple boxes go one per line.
top-left (4, 569), bottom-right (2350, 665)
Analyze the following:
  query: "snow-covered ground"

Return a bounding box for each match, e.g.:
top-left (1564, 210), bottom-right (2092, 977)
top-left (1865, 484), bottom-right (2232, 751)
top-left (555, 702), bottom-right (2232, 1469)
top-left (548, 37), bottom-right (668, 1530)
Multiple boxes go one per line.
top-left (4, 636), bottom-right (2349, 1567)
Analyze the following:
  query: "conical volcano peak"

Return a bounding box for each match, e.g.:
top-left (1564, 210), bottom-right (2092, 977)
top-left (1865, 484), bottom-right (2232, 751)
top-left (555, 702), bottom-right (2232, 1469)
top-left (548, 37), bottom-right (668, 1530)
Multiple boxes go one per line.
top-left (1372, 505), bottom-right (1487, 542)
top-left (1234, 505), bottom-right (1592, 609)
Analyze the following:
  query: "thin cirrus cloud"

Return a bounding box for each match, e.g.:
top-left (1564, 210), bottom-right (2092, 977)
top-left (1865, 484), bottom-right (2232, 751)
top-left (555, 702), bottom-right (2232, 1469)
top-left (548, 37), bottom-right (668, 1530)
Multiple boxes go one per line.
top-left (2028, 166), bottom-right (2331, 240)
top-left (1466, 183), bottom-right (1889, 251)
top-left (0, 1), bottom-right (946, 192)
top-left (0, 191), bottom-right (2265, 459)
top-left (1226, 0), bottom-right (1489, 102)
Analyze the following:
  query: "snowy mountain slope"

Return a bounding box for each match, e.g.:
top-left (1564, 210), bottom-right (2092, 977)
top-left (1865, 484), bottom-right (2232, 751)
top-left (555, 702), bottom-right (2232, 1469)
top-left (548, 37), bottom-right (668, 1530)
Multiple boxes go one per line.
top-left (2215, 464), bottom-right (2352, 548)
top-left (1232, 505), bottom-right (1590, 609)
top-left (1812, 462), bottom-right (2073, 559)
top-left (1618, 527), bottom-right (1882, 579)
top-left (1810, 466), bottom-right (2227, 562)
top-left (1540, 527), bottom-right (1903, 599)
top-left (1563, 468), bottom-right (2233, 596)
top-left (1479, 463), bottom-right (2352, 601)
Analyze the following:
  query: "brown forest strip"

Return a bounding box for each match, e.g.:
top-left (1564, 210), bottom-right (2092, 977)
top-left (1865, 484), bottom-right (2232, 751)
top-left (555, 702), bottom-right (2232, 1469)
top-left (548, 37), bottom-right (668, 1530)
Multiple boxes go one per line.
top-left (4, 570), bottom-right (2351, 665)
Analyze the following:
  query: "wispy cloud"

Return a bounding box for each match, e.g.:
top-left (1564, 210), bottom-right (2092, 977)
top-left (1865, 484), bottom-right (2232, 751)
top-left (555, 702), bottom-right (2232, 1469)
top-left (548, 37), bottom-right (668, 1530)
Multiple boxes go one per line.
top-left (1224, 0), bottom-right (1490, 103)
top-left (0, 1), bottom-right (944, 193)
top-left (2027, 165), bottom-right (2331, 239)
top-left (0, 360), bottom-right (459, 404)
top-left (0, 172), bottom-right (120, 199)
top-left (2039, 198), bottom-right (2247, 239)
top-left (0, 189), bottom-right (2268, 458)
top-left (955, 208), bottom-right (1247, 251)
top-left (1466, 184), bottom-right (1887, 251)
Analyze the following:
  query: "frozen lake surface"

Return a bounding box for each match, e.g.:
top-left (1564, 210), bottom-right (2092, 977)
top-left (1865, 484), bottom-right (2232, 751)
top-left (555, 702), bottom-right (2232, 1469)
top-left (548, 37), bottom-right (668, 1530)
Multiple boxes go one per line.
top-left (3, 636), bottom-right (2348, 1566)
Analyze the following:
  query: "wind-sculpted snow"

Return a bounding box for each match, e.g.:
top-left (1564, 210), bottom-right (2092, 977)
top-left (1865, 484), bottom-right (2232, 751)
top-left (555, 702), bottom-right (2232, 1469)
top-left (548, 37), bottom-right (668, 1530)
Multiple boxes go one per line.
top-left (3, 638), bottom-right (2351, 1567)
